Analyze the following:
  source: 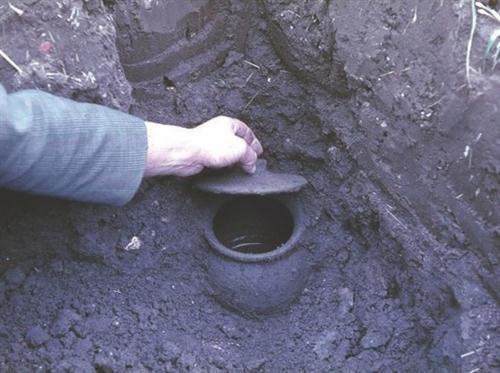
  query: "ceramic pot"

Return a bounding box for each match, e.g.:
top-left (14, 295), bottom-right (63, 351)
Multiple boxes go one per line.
top-left (204, 195), bottom-right (309, 315)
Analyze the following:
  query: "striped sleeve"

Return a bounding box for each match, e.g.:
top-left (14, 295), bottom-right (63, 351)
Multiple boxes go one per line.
top-left (0, 85), bottom-right (147, 205)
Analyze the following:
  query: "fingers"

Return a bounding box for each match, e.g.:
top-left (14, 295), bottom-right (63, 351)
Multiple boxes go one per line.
top-left (250, 137), bottom-right (263, 156)
top-left (196, 116), bottom-right (262, 173)
top-left (231, 118), bottom-right (263, 156)
top-left (238, 140), bottom-right (258, 174)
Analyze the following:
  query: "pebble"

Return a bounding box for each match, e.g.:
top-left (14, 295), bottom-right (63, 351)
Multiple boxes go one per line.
top-left (38, 41), bottom-right (53, 54)
top-left (337, 287), bottom-right (354, 317)
top-left (124, 236), bottom-right (141, 251)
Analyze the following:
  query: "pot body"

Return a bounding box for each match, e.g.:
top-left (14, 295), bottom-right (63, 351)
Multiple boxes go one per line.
top-left (205, 195), bottom-right (309, 315)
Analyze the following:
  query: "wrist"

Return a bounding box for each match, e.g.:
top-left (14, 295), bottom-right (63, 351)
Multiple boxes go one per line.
top-left (144, 121), bottom-right (201, 177)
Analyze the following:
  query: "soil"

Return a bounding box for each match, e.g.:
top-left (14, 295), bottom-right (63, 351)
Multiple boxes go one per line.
top-left (0, 0), bottom-right (499, 372)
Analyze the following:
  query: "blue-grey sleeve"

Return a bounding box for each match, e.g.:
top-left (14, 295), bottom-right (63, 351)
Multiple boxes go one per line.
top-left (0, 84), bottom-right (147, 206)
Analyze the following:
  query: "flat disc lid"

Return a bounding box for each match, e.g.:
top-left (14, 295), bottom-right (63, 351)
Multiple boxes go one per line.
top-left (194, 160), bottom-right (307, 195)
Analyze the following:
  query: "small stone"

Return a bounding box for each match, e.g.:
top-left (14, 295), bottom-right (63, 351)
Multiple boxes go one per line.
top-left (337, 287), bottom-right (354, 317)
top-left (26, 326), bottom-right (50, 347)
top-left (38, 41), bottom-right (53, 54)
top-left (123, 236), bottom-right (141, 251)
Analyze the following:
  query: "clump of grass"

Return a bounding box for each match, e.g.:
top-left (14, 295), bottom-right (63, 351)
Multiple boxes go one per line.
top-left (466, 0), bottom-right (478, 86)
top-left (476, 2), bottom-right (500, 68)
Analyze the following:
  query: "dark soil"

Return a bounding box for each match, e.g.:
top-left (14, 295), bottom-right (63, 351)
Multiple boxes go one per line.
top-left (0, 0), bottom-right (498, 372)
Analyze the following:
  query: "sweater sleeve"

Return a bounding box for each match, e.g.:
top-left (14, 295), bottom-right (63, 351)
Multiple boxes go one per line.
top-left (0, 84), bottom-right (148, 206)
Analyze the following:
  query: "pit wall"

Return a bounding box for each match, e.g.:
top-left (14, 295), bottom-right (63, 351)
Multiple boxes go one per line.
top-left (0, 0), bottom-right (134, 110)
top-left (262, 1), bottom-right (499, 367)
top-left (264, 0), bottom-right (499, 270)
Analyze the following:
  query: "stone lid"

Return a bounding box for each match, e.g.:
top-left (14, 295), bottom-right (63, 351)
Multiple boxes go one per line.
top-left (193, 160), bottom-right (307, 195)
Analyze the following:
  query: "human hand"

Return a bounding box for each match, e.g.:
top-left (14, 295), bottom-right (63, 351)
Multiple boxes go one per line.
top-left (144, 116), bottom-right (263, 177)
top-left (190, 116), bottom-right (263, 174)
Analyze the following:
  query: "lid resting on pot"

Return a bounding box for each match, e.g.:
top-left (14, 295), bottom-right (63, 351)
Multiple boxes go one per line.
top-left (194, 159), bottom-right (307, 195)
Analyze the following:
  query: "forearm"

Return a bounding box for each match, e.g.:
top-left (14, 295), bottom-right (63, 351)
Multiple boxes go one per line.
top-left (0, 85), bottom-right (147, 205)
top-left (0, 83), bottom-right (261, 205)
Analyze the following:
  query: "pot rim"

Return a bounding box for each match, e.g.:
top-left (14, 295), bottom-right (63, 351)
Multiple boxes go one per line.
top-left (204, 198), bottom-right (304, 263)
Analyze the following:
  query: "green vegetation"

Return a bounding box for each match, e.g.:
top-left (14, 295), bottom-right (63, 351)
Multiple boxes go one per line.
top-left (476, 2), bottom-right (500, 68)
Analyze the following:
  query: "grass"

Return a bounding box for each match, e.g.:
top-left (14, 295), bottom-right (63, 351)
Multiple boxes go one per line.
top-left (466, 0), bottom-right (477, 86)
top-left (476, 2), bottom-right (500, 68)
top-left (466, 1), bottom-right (500, 86)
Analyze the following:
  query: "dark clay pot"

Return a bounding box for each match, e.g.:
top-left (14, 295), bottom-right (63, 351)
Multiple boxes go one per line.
top-left (204, 195), bottom-right (309, 315)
